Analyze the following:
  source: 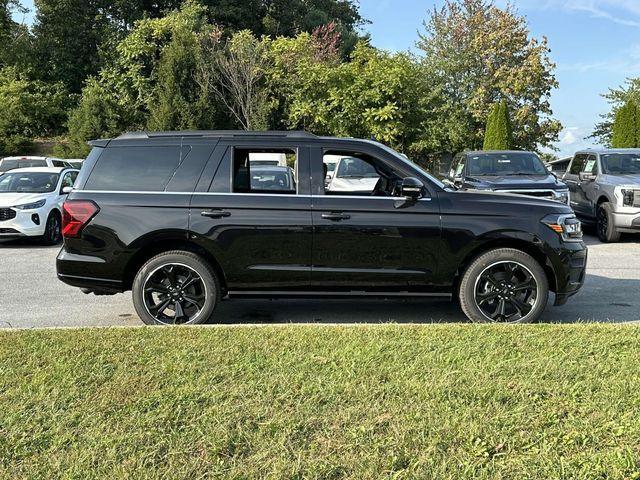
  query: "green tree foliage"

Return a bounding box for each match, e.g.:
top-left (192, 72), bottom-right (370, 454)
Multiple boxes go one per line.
top-left (483, 100), bottom-right (512, 150)
top-left (269, 36), bottom-right (437, 157)
top-left (417, 0), bottom-right (561, 153)
top-left (0, 66), bottom-right (69, 155)
top-left (611, 100), bottom-right (638, 149)
top-left (592, 79), bottom-right (640, 147)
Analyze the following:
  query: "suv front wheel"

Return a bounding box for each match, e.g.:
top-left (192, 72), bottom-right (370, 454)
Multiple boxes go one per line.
top-left (132, 251), bottom-right (220, 325)
top-left (459, 248), bottom-right (549, 323)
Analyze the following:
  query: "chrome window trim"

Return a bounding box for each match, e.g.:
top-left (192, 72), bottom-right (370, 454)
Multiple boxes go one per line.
top-left (73, 190), bottom-right (432, 201)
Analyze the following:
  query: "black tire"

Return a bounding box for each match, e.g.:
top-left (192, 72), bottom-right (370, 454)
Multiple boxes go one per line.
top-left (41, 211), bottom-right (62, 246)
top-left (132, 250), bottom-right (220, 326)
top-left (596, 202), bottom-right (621, 243)
top-left (459, 248), bottom-right (549, 324)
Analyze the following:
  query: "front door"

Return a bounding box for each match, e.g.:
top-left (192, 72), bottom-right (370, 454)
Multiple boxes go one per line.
top-left (564, 154), bottom-right (587, 215)
top-left (576, 154), bottom-right (600, 218)
top-left (189, 141), bottom-right (313, 292)
top-left (310, 145), bottom-right (441, 292)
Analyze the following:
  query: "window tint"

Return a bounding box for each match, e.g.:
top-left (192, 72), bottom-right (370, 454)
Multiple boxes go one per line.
top-left (323, 150), bottom-right (402, 197)
top-left (85, 146), bottom-right (181, 191)
top-left (569, 155), bottom-right (586, 175)
top-left (233, 148), bottom-right (297, 194)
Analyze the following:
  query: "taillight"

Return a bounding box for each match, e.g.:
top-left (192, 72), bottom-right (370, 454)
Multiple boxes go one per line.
top-left (62, 200), bottom-right (99, 238)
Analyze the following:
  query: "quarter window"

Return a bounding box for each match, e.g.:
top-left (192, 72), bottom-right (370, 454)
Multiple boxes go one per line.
top-left (232, 148), bottom-right (297, 194)
top-left (84, 146), bottom-right (182, 191)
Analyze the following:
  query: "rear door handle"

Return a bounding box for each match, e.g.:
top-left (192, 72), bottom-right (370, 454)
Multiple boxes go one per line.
top-left (201, 209), bottom-right (231, 219)
top-left (321, 212), bottom-right (351, 221)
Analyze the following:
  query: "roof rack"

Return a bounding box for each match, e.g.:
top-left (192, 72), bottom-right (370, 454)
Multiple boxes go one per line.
top-left (116, 130), bottom-right (318, 140)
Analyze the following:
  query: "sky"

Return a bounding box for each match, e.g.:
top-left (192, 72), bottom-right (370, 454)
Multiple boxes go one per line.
top-left (13, 0), bottom-right (640, 158)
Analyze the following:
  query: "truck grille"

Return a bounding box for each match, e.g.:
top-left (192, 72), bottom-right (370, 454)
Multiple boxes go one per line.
top-left (495, 189), bottom-right (556, 201)
top-left (0, 208), bottom-right (16, 221)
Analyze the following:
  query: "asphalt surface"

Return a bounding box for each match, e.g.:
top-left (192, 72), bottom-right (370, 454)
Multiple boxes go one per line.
top-left (1, 232), bottom-right (639, 328)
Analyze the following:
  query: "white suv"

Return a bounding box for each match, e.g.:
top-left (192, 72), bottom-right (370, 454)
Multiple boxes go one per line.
top-left (0, 167), bottom-right (79, 244)
top-left (0, 156), bottom-right (72, 173)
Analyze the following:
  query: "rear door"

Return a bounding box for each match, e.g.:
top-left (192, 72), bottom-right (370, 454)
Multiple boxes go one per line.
top-left (189, 140), bottom-right (313, 292)
top-left (309, 144), bottom-right (442, 292)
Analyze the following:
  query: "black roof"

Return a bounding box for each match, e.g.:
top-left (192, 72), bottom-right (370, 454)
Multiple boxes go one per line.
top-left (117, 130), bottom-right (318, 140)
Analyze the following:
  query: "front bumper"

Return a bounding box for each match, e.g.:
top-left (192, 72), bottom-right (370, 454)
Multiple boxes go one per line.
top-left (550, 242), bottom-right (588, 306)
top-left (0, 206), bottom-right (48, 238)
top-left (611, 209), bottom-right (640, 233)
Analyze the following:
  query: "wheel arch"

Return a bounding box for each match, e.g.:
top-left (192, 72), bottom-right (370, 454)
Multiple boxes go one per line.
top-left (122, 238), bottom-right (227, 293)
top-left (453, 238), bottom-right (557, 296)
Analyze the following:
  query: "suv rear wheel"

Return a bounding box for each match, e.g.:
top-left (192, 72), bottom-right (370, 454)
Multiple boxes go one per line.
top-left (596, 202), bottom-right (621, 243)
top-left (459, 248), bottom-right (549, 323)
top-left (132, 251), bottom-right (220, 325)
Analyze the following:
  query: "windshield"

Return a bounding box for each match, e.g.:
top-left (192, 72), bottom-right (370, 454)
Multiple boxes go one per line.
top-left (250, 169), bottom-right (293, 191)
top-left (467, 152), bottom-right (548, 176)
top-left (0, 172), bottom-right (59, 193)
top-left (336, 157), bottom-right (379, 178)
top-left (0, 159), bottom-right (47, 172)
top-left (601, 154), bottom-right (640, 175)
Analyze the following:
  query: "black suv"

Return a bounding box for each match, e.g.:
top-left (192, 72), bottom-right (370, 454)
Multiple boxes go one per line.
top-left (446, 151), bottom-right (570, 205)
top-left (57, 131), bottom-right (587, 325)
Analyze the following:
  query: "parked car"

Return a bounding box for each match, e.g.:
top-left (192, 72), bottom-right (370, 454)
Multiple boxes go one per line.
top-left (0, 167), bottom-right (79, 244)
top-left (67, 159), bottom-right (85, 169)
top-left (326, 156), bottom-right (381, 193)
top-left (446, 151), bottom-right (570, 205)
top-left (323, 155), bottom-right (340, 186)
top-left (0, 156), bottom-right (73, 173)
top-left (546, 157), bottom-right (572, 177)
top-left (57, 131), bottom-right (586, 325)
top-left (563, 149), bottom-right (640, 242)
top-left (249, 165), bottom-right (295, 192)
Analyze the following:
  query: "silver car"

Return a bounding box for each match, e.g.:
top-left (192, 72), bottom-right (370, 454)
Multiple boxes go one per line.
top-left (563, 149), bottom-right (640, 242)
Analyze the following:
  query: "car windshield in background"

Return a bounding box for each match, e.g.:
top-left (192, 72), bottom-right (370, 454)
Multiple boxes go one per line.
top-left (467, 153), bottom-right (548, 176)
top-left (336, 158), bottom-right (379, 178)
top-left (0, 172), bottom-right (59, 193)
top-left (0, 159), bottom-right (47, 172)
top-left (601, 154), bottom-right (640, 175)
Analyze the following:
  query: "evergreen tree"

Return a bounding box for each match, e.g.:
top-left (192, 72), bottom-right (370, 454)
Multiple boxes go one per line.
top-left (483, 99), bottom-right (512, 150)
top-left (611, 101), bottom-right (638, 148)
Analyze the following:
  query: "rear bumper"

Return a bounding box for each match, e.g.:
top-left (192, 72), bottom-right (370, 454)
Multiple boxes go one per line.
top-left (56, 247), bottom-right (124, 293)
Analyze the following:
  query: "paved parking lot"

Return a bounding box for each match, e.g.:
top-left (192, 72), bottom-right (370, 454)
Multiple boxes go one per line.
top-left (1, 232), bottom-right (639, 328)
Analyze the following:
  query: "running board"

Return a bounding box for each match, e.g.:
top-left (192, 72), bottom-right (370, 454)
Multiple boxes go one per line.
top-left (226, 291), bottom-right (452, 299)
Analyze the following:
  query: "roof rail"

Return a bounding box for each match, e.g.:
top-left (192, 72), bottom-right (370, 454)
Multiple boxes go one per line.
top-left (116, 130), bottom-right (318, 140)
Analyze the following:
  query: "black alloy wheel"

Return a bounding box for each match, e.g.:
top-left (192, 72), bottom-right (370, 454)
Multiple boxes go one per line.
top-left (473, 261), bottom-right (538, 322)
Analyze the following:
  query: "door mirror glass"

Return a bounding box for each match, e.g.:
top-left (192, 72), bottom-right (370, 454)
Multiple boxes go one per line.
top-left (401, 177), bottom-right (424, 200)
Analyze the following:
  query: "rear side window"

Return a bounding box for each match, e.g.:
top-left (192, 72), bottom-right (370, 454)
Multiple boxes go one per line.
top-left (232, 148), bottom-right (297, 194)
top-left (52, 160), bottom-right (66, 167)
top-left (84, 146), bottom-right (181, 191)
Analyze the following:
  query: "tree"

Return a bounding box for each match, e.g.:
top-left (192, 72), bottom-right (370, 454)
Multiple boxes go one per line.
top-left (611, 100), bottom-right (638, 149)
top-left (592, 79), bottom-right (640, 147)
top-left (0, 66), bottom-right (69, 155)
top-left (417, 0), bottom-right (561, 153)
top-left (197, 30), bottom-right (272, 130)
top-left (483, 100), bottom-right (512, 150)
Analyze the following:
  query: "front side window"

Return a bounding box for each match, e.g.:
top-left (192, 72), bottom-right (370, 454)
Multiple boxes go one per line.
top-left (583, 156), bottom-right (598, 175)
top-left (84, 146), bottom-right (181, 191)
top-left (60, 171), bottom-right (78, 190)
top-left (601, 153), bottom-right (640, 175)
top-left (324, 150), bottom-right (403, 197)
top-left (466, 152), bottom-right (547, 176)
top-left (233, 148), bottom-right (297, 194)
top-left (0, 172), bottom-right (60, 193)
top-left (569, 155), bottom-right (587, 175)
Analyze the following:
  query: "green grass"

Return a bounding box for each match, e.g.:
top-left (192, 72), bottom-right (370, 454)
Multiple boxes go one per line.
top-left (1, 325), bottom-right (640, 479)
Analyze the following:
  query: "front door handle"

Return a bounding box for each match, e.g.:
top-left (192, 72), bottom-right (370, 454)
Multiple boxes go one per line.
top-left (201, 209), bottom-right (231, 219)
top-left (321, 212), bottom-right (351, 221)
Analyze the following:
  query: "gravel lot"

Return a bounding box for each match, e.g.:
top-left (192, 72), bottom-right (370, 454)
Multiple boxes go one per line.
top-left (1, 232), bottom-right (639, 328)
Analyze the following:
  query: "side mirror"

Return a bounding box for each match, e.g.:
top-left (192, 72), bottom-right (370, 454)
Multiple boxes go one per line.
top-left (579, 172), bottom-right (596, 182)
top-left (401, 177), bottom-right (424, 200)
top-left (61, 186), bottom-right (73, 195)
top-left (453, 176), bottom-right (464, 186)
top-left (442, 178), bottom-right (457, 189)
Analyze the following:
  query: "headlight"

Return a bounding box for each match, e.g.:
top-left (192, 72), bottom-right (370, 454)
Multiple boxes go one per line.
top-left (541, 213), bottom-right (583, 242)
top-left (554, 189), bottom-right (570, 205)
top-left (14, 199), bottom-right (46, 210)
top-left (614, 185), bottom-right (640, 207)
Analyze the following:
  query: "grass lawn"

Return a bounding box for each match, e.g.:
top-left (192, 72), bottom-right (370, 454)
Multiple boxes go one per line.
top-left (1, 325), bottom-right (640, 479)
